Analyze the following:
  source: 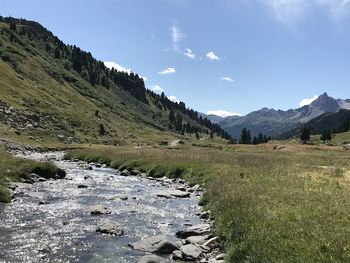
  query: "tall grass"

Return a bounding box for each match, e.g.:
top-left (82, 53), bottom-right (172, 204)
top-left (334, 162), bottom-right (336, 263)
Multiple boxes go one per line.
top-left (65, 143), bottom-right (350, 262)
top-left (0, 146), bottom-right (65, 202)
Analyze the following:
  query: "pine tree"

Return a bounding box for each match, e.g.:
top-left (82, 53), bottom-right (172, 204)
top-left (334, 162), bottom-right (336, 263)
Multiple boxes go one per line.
top-left (258, 133), bottom-right (263, 144)
top-left (320, 130), bottom-right (332, 143)
top-left (169, 110), bottom-right (175, 124)
top-left (252, 136), bottom-right (258, 145)
top-left (240, 128), bottom-right (251, 144)
top-left (54, 47), bottom-right (61, 59)
top-left (98, 124), bottom-right (106, 136)
top-left (300, 126), bottom-right (311, 144)
top-left (247, 130), bottom-right (252, 144)
top-left (10, 22), bottom-right (16, 31)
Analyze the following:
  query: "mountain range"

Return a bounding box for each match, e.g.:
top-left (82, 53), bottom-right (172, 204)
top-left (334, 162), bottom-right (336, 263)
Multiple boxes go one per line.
top-left (203, 93), bottom-right (350, 139)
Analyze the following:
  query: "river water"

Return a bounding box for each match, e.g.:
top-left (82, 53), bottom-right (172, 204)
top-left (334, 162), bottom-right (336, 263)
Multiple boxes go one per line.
top-left (0, 152), bottom-right (203, 262)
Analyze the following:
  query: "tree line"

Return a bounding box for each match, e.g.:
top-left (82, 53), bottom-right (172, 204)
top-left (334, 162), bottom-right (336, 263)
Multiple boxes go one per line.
top-left (239, 127), bottom-right (270, 145)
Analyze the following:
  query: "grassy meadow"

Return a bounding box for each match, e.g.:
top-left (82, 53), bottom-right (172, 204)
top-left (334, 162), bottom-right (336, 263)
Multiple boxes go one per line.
top-left (65, 142), bottom-right (350, 262)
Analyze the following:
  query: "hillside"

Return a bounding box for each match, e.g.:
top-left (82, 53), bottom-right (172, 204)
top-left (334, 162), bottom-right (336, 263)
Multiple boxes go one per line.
top-left (0, 17), bottom-right (230, 146)
top-left (219, 93), bottom-right (350, 138)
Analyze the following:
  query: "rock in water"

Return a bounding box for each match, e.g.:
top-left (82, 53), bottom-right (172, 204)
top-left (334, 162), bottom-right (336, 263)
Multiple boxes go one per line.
top-left (176, 224), bottom-right (211, 238)
top-left (96, 220), bottom-right (123, 236)
top-left (186, 235), bottom-right (210, 245)
top-left (180, 244), bottom-right (202, 260)
top-left (89, 205), bottom-right (112, 215)
top-left (129, 235), bottom-right (178, 254)
top-left (137, 255), bottom-right (167, 263)
top-left (172, 250), bottom-right (183, 260)
top-left (156, 190), bottom-right (190, 199)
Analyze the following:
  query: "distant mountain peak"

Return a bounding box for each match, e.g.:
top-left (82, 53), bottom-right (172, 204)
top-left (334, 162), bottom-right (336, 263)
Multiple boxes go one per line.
top-left (310, 92), bottom-right (339, 112)
top-left (219, 92), bottom-right (349, 138)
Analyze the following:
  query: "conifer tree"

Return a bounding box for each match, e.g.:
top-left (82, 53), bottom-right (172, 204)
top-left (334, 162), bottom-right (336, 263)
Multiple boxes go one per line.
top-left (300, 126), bottom-right (311, 144)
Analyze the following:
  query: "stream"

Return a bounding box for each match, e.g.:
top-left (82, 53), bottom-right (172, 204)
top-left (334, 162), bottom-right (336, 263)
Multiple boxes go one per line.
top-left (0, 151), bottom-right (204, 263)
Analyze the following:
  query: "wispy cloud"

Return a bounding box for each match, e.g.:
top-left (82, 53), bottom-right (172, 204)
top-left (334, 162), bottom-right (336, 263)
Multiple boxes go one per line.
top-left (257, 0), bottom-right (350, 26)
top-left (104, 61), bottom-right (131, 74)
top-left (150, 85), bottom-right (164, 94)
top-left (206, 51), bottom-right (220, 61)
top-left (168, 95), bottom-right (180, 103)
top-left (207, 110), bottom-right (241, 117)
top-left (221, 76), bottom-right (234, 83)
top-left (158, 67), bottom-right (176, 75)
top-left (171, 25), bottom-right (185, 52)
top-left (184, 48), bottom-right (196, 59)
top-left (299, 95), bottom-right (318, 107)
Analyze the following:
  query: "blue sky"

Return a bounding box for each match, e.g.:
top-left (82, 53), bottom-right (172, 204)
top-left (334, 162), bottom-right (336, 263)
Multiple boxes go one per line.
top-left (1, 0), bottom-right (350, 116)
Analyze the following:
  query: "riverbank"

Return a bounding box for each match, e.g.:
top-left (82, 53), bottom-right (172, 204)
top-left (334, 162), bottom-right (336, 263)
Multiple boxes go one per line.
top-left (0, 140), bottom-right (66, 203)
top-left (65, 143), bottom-right (350, 262)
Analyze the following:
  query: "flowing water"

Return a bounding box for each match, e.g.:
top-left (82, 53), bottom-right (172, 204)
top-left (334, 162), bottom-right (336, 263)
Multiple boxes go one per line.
top-left (0, 152), bottom-right (203, 262)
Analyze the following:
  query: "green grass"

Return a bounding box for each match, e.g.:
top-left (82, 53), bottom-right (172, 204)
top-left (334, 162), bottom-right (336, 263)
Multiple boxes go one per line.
top-left (66, 143), bottom-right (350, 262)
top-left (0, 145), bottom-right (65, 202)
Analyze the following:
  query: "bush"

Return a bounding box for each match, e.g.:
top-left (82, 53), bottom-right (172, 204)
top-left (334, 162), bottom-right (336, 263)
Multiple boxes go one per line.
top-left (0, 186), bottom-right (11, 203)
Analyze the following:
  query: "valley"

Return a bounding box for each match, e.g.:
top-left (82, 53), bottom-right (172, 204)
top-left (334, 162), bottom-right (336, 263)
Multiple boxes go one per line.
top-left (1, 13), bottom-right (350, 263)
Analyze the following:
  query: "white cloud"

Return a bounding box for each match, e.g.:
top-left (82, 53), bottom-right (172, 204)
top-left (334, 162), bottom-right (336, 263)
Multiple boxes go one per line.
top-left (221, 77), bottom-right (234, 82)
top-left (207, 110), bottom-right (241, 117)
top-left (168, 95), bottom-right (180, 103)
top-left (158, 67), bottom-right (176, 75)
top-left (104, 61), bottom-right (147, 81)
top-left (299, 95), bottom-right (319, 107)
top-left (104, 61), bottom-right (131, 74)
top-left (150, 85), bottom-right (164, 94)
top-left (206, 52), bottom-right (220, 61)
top-left (184, 48), bottom-right (196, 59)
top-left (171, 25), bottom-right (185, 52)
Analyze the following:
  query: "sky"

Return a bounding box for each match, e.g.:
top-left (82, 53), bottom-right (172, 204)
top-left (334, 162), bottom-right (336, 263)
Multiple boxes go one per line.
top-left (1, 0), bottom-right (350, 117)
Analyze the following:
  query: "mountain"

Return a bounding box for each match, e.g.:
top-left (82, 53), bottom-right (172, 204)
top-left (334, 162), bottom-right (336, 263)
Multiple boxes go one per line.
top-left (0, 16), bottom-right (231, 145)
top-left (218, 92), bottom-right (350, 139)
top-left (199, 113), bottom-right (223, 124)
top-left (277, 109), bottom-right (350, 139)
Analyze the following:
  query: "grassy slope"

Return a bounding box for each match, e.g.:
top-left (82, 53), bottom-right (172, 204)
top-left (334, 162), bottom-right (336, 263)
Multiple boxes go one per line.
top-left (0, 20), bottom-right (213, 146)
top-left (66, 143), bottom-right (350, 262)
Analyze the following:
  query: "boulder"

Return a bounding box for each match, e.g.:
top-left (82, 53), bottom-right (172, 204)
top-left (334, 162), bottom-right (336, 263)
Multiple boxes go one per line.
top-left (96, 220), bottom-right (123, 236)
top-left (120, 170), bottom-right (130, 176)
top-left (89, 205), bottom-right (112, 215)
top-left (156, 190), bottom-right (190, 199)
top-left (129, 170), bottom-right (141, 176)
top-left (186, 235), bottom-right (211, 245)
top-left (172, 250), bottom-right (183, 260)
top-left (202, 236), bottom-right (218, 249)
top-left (129, 235), bottom-right (178, 255)
top-left (176, 224), bottom-right (211, 238)
top-left (137, 255), bottom-right (167, 263)
top-left (180, 244), bottom-right (202, 260)
top-left (216, 253), bottom-right (225, 260)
